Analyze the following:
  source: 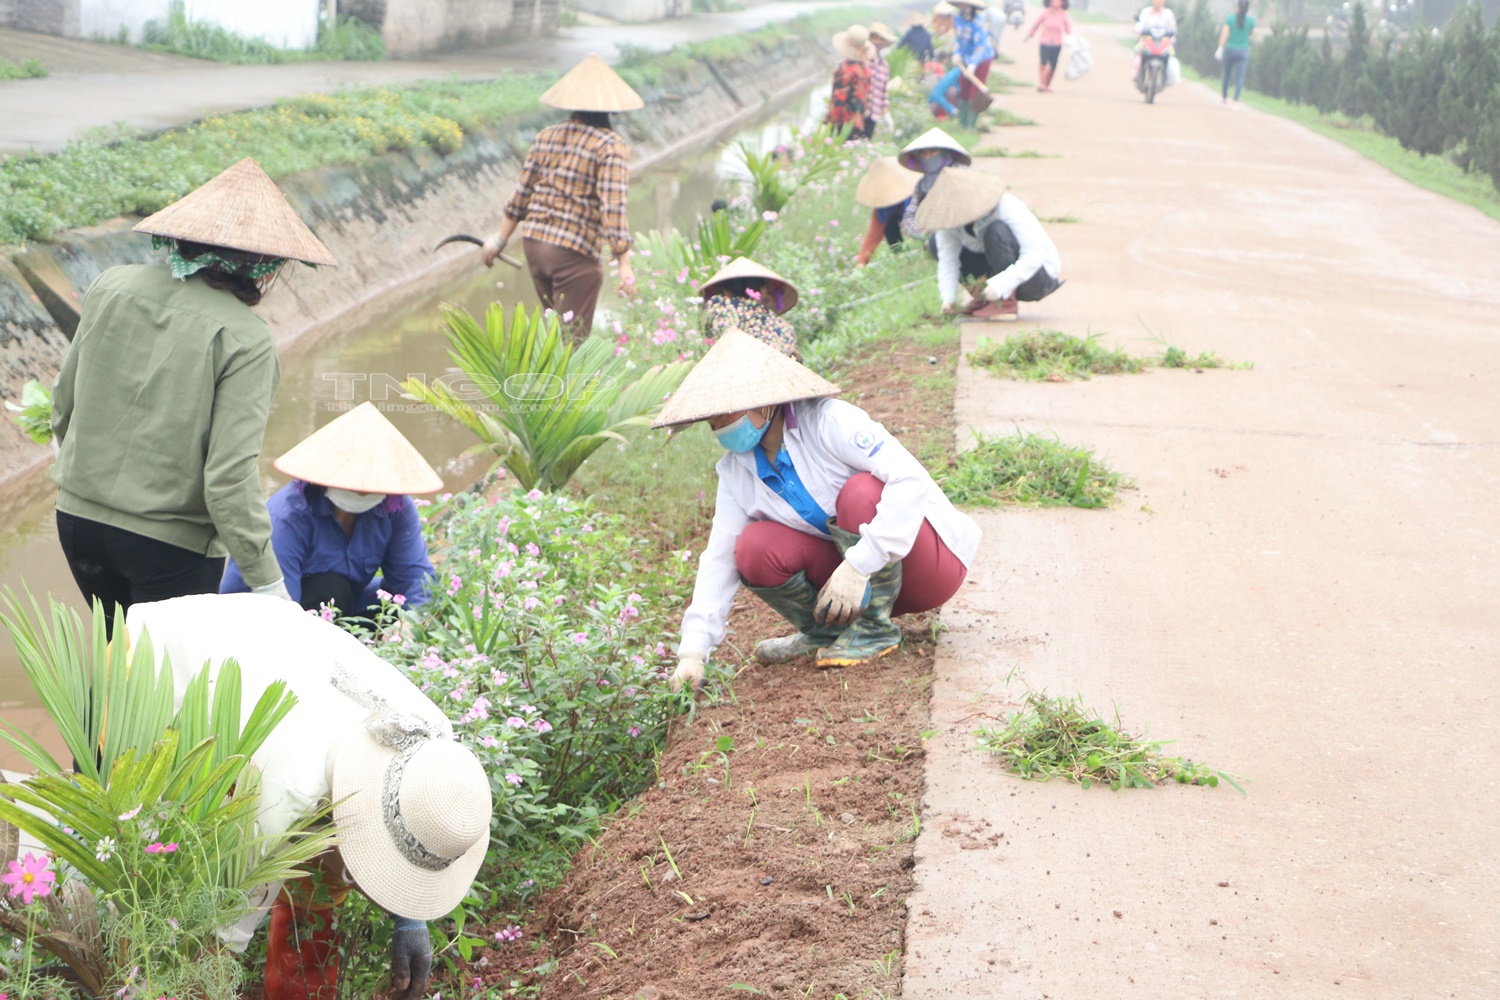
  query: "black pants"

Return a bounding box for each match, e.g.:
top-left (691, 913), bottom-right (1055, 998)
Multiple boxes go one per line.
top-left (56, 511), bottom-right (224, 639)
top-left (300, 571), bottom-right (380, 621)
top-left (882, 211), bottom-right (904, 249)
top-left (957, 220), bottom-right (1063, 302)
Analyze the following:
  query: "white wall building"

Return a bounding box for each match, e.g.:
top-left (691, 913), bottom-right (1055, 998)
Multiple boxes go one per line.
top-left (18, 0), bottom-right (320, 47)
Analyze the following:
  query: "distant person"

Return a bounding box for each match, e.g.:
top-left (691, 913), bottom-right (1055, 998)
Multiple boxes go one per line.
top-left (897, 127), bottom-right (973, 238)
top-left (952, 0), bottom-right (997, 129)
top-left (855, 157), bottom-right (922, 267)
top-left (698, 257), bottom-right (801, 360)
top-left (220, 402), bottom-right (440, 617)
top-left (916, 168), bottom-right (1063, 322)
top-left (1133, 0), bottom-right (1178, 88)
top-left (1217, 0), bottom-right (1255, 106)
top-left (51, 158), bottom-right (336, 635)
top-left (485, 55), bottom-right (642, 340)
top-left (1025, 0), bottom-right (1074, 92)
top-left (897, 10), bottom-right (936, 63)
top-left (928, 60), bottom-right (965, 120)
top-left (825, 25), bottom-right (875, 140)
top-left (863, 22), bottom-right (899, 138)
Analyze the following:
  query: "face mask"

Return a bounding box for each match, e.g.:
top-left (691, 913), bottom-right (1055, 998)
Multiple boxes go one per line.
top-left (714, 412), bottom-right (770, 454)
top-left (917, 151), bottom-right (950, 176)
top-left (326, 488), bottom-right (386, 514)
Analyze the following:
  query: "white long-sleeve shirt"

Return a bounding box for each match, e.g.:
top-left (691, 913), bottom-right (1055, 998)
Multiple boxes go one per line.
top-left (125, 593), bottom-right (450, 949)
top-left (934, 192), bottom-right (1061, 305)
top-left (678, 397), bottom-right (982, 657)
top-left (1136, 6), bottom-right (1178, 35)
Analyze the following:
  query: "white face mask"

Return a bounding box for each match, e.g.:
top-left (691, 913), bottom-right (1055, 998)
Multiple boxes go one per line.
top-left (326, 488), bottom-right (386, 514)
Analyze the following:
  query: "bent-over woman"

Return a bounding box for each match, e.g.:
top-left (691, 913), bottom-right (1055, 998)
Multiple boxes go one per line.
top-left (655, 332), bottom-right (981, 692)
top-left (699, 257), bottom-right (801, 358)
top-left (855, 156), bottom-right (922, 266)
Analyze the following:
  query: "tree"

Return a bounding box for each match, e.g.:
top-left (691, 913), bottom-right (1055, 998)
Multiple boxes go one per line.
top-left (1337, 1), bottom-right (1381, 116)
top-left (1435, 2), bottom-right (1500, 170)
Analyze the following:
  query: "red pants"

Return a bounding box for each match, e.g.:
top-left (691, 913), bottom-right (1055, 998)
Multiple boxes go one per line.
top-left (734, 473), bottom-right (967, 617)
top-left (959, 60), bottom-right (992, 100)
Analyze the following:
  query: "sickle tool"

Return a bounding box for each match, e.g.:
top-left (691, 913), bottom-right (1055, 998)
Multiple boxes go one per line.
top-left (434, 233), bottom-right (523, 268)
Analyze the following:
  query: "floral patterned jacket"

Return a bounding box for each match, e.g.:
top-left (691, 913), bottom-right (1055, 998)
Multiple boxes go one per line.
top-left (824, 59), bottom-right (871, 131)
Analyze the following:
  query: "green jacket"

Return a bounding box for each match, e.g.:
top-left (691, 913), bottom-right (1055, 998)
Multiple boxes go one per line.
top-left (52, 264), bottom-right (281, 588)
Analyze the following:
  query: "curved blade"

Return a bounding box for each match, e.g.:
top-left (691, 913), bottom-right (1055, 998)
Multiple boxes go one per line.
top-left (433, 233), bottom-right (523, 268)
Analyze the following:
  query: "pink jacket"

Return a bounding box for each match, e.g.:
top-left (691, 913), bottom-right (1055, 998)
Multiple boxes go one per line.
top-left (1027, 8), bottom-right (1074, 46)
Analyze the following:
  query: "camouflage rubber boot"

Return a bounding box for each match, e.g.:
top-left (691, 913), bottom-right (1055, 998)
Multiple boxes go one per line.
top-left (816, 524), bottom-right (904, 668)
top-left (744, 571), bottom-right (843, 664)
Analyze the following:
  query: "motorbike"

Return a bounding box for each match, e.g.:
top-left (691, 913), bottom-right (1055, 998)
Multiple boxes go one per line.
top-left (1137, 26), bottom-right (1174, 104)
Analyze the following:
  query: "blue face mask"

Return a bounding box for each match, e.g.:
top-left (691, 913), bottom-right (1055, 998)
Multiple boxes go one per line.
top-left (714, 412), bottom-right (770, 453)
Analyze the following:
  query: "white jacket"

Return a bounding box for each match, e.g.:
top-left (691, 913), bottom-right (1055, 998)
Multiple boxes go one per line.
top-left (1136, 6), bottom-right (1178, 34)
top-left (678, 397), bottom-right (982, 657)
top-left (125, 593), bottom-right (449, 949)
top-left (934, 193), bottom-right (1061, 305)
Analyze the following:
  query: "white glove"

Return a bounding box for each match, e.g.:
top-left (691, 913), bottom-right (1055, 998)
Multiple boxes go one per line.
top-left (982, 273), bottom-right (1013, 302)
top-left (882, 112), bottom-right (895, 130)
top-left (670, 653), bottom-right (706, 693)
top-left (1214, 46), bottom-right (1224, 61)
top-left (815, 560), bottom-right (871, 628)
top-left (481, 233), bottom-right (507, 268)
top-left (251, 577), bottom-right (293, 601)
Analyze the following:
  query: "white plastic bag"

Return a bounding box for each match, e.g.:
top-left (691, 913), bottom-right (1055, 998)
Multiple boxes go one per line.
top-left (1064, 36), bottom-right (1093, 81)
top-left (1166, 55), bottom-right (1182, 86)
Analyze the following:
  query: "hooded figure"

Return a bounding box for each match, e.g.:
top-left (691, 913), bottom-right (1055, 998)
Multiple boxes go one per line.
top-left (653, 332), bottom-right (981, 692)
top-left (220, 401), bottom-right (442, 615)
top-left (51, 157), bottom-right (335, 636)
top-left (916, 167), bottom-right (1064, 321)
top-left (483, 54), bottom-right (644, 340)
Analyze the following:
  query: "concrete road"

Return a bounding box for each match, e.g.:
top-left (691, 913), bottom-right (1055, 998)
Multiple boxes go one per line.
top-left (904, 21), bottom-right (1500, 1000)
top-left (0, 2), bottom-right (864, 154)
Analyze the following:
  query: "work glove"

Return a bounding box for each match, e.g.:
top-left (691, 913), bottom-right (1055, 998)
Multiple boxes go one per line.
top-left (481, 233), bottom-right (508, 268)
top-left (389, 916), bottom-right (432, 1000)
top-left (882, 112), bottom-right (895, 130)
top-left (815, 560), bottom-right (871, 628)
top-left (1214, 46), bottom-right (1224, 61)
top-left (670, 652), bottom-right (706, 693)
top-left (982, 274), bottom-right (1013, 302)
top-left (251, 577), bottom-right (293, 601)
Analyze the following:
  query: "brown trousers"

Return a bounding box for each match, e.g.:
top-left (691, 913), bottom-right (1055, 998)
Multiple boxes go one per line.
top-left (523, 237), bottom-right (603, 340)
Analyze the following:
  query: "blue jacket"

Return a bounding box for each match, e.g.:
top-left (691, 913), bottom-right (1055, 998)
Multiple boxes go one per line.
top-left (220, 481), bottom-right (435, 608)
top-left (898, 25), bottom-right (935, 63)
top-left (955, 11), bottom-right (998, 65)
top-left (929, 67), bottom-right (964, 114)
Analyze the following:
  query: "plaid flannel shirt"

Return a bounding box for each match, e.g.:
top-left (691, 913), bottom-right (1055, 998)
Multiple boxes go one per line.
top-left (504, 120), bottom-right (632, 258)
top-left (867, 51), bottom-right (891, 119)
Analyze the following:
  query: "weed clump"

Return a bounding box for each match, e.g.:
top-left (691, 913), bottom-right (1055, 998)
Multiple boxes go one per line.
top-left (0, 58), bottom-right (48, 80)
top-left (970, 330), bottom-right (1143, 381)
top-left (939, 432), bottom-right (1133, 508)
top-left (976, 693), bottom-right (1243, 792)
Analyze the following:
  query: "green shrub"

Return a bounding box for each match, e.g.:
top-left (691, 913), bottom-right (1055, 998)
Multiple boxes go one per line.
top-left (0, 58), bottom-right (48, 80)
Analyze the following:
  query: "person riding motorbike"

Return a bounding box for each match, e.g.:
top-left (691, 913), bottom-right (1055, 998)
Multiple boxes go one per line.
top-left (1133, 0), bottom-right (1177, 93)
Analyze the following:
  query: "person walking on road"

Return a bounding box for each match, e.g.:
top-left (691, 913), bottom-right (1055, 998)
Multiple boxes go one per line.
top-left (484, 55), bottom-right (642, 340)
top-left (1025, 0), bottom-right (1074, 92)
top-left (656, 332), bottom-right (980, 692)
top-left (219, 402), bottom-right (441, 617)
top-left (1217, 0), bottom-right (1256, 106)
top-left (50, 157), bottom-right (336, 635)
top-left (918, 168), bottom-right (1063, 322)
top-left (825, 25), bottom-right (875, 140)
top-left (952, 1), bottom-right (997, 129)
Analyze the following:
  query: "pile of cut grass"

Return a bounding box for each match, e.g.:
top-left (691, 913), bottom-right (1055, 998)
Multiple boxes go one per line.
top-left (975, 693), bottom-right (1243, 792)
top-left (0, 58), bottom-right (48, 80)
top-left (970, 330), bottom-right (1144, 381)
top-left (938, 431), bottom-right (1133, 508)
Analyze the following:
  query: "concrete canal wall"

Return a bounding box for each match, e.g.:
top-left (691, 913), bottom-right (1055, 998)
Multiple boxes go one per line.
top-left (0, 32), bottom-right (833, 485)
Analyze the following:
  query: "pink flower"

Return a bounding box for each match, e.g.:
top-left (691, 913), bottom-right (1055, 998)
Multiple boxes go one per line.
top-left (582, 524), bottom-right (593, 533)
top-left (2, 852), bottom-right (55, 905)
top-left (420, 652), bottom-right (445, 671)
top-left (377, 589), bottom-right (392, 602)
top-left (571, 632), bottom-right (588, 645)
top-left (118, 806), bottom-right (142, 821)
top-left (505, 716), bottom-right (527, 729)
top-left (533, 719), bottom-right (553, 734)
top-left (618, 605), bottom-right (639, 624)
top-left (143, 842), bottom-right (177, 855)
top-left (829, 219), bottom-right (840, 228)
top-left (505, 773), bottom-right (523, 786)
top-left (494, 560), bottom-right (514, 579)
top-left (676, 267), bottom-right (689, 283)
top-left (526, 489), bottom-right (544, 501)
top-left (744, 287), bottom-right (761, 301)
top-left (762, 210), bottom-right (779, 222)
top-left (553, 596), bottom-right (565, 607)
top-left (628, 726), bottom-right (642, 738)
top-left (320, 605), bottom-right (336, 622)
top-left (525, 542), bottom-right (540, 557)
top-left (491, 670), bottom-right (509, 685)
top-left (392, 594), bottom-right (406, 606)
top-left (479, 736), bottom-right (500, 749)
top-left (523, 596), bottom-right (540, 612)
top-left (448, 575), bottom-right (463, 596)
top-left (562, 310), bottom-right (575, 322)
top-left (494, 924), bottom-right (523, 942)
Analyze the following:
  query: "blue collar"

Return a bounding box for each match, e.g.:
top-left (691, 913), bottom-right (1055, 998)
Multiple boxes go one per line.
top-left (753, 444), bottom-right (831, 535)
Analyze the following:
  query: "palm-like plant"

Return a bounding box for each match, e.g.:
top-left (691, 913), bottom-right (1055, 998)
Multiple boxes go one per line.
top-left (405, 302), bottom-right (690, 492)
top-left (635, 209), bottom-right (768, 287)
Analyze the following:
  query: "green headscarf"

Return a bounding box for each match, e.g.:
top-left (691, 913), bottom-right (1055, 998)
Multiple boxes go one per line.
top-left (152, 236), bottom-right (286, 281)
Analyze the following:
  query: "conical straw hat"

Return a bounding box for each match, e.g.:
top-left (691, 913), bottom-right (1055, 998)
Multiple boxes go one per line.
top-left (954, 0), bottom-right (988, 9)
top-left (913, 168), bottom-right (1007, 231)
top-left (699, 257), bottom-right (800, 313)
top-left (856, 157), bottom-right (921, 209)
top-left (133, 158), bottom-right (336, 266)
top-left (653, 330), bottom-right (841, 428)
top-left (869, 21), bottom-right (899, 43)
top-left (932, 2), bottom-right (957, 15)
top-left (275, 401), bottom-right (444, 495)
top-left (905, 11), bottom-right (927, 25)
top-left (539, 53), bottom-right (644, 112)
top-left (898, 127), bottom-right (973, 170)
top-left (833, 25), bottom-right (875, 61)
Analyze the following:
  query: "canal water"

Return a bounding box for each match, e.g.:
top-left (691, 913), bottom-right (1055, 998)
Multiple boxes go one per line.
top-left (0, 88), bottom-right (828, 768)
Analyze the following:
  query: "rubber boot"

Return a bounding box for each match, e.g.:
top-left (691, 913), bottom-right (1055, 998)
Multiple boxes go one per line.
top-left (958, 98), bottom-right (974, 130)
top-left (745, 571), bottom-right (843, 664)
top-left (816, 524), bottom-right (903, 668)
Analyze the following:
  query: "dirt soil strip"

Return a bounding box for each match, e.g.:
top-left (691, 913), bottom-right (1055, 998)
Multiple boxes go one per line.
top-left (904, 22), bottom-right (1500, 1000)
top-left (471, 335), bottom-right (961, 999)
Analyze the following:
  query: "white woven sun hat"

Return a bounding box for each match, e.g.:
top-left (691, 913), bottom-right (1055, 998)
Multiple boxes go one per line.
top-left (699, 257), bottom-right (800, 313)
top-left (856, 157), bottom-right (922, 209)
top-left (539, 53), bottom-right (645, 112)
top-left (898, 127), bottom-right (974, 170)
top-left (912, 167), bottom-right (1007, 231)
top-left (274, 401), bottom-right (444, 495)
top-left (331, 724), bottom-right (492, 921)
top-left (652, 329), bottom-right (841, 428)
top-left (133, 157), bottom-right (336, 266)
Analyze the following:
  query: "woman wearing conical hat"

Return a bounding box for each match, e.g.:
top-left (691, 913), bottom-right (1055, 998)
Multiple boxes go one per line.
top-left (50, 157), bottom-right (335, 634)
top-left (896, 127), bottom-right (972, 238)
top-left (482, 55), bottom-right (643, 340)
top-left (824, 25), bottom-right (875, 141)
top-left (219, 402), bottom-right (441, 616)
top-left (699, 257), bottom-right (801, 359)
top-left (654, 332), bottom-right (981, 693)
top-left (854, 156), bottom-right (921, 267)
top-left (897, 10), bottom-right (936, 65)
top-left (917, 167), bottom-right (1063, 321)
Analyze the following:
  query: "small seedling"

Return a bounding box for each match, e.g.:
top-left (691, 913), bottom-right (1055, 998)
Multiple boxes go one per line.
top-left (975, 692), bottom-right (1246, 793)
top-left (659, 835), bottom-right (684, 881)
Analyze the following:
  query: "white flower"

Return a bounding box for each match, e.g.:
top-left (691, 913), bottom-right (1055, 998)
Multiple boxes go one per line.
top-left (95, 836), bottom-right (116, 862)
